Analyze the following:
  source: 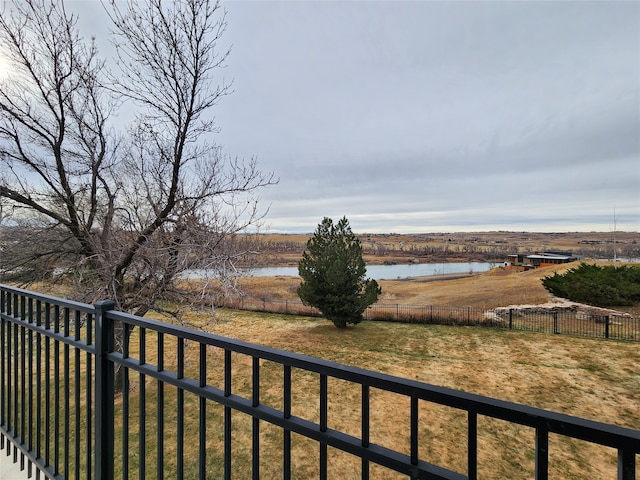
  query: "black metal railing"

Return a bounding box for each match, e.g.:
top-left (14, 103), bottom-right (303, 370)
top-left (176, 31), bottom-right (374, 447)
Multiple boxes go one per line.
top-left (1, 284), bottom-right (639, 479)
top-left (224, 296), bottom-right (640, 341)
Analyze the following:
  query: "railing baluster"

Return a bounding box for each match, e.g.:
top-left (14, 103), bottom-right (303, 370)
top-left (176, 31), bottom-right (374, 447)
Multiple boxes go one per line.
top-left (467, 411), bottom-right (477, 480)
top-left (199, 343), bottom-right (206, 480)
top-left (618, 448), bottom-right (635, 480)
top-left (0, 291), bottom-right (5, 453)
top-left (27, 298), bottom-right (33, 478)
top-left (361, 384), bottom-right (370, 480)
top-left (224, 349), bottom-right (232, 480)
top-left (177, 337), bottom-right (184, 480)
top-left (157, 332), bottom-right (164, 480)
top-left (410, 396), bottom-right (418, 466)
top-left (19, 303), bottom-right (26, 471)
top-left (8, 306), bottom-right (13, 443)
top-left (4, 317), bottom-right (10, 458)
top-left (86, 312), bottom-right (93, 479)
top-left (53, 304), bottom-right (60, 475)
top-left (95, 300), bottom-right (116, 480)
top-left (252, 356), bottom-right (260, 480)
top-left (2, 296), bottom-right (7, 459)
top-left (320, 374), bottom-right (328, 480)
top-left (283, 364), bottom-right (291, 480)
top-left (44, 303), bottom-right (50, 470)
top-left (35, 300), bottom-right (42, 468)
top-left (139, 327), bottom-right (146, 480)
top-left (123, 319), bottom-right (130, 480)
top-left (10, 293), bottom-right (16, 467)
top-left (64, 307), bottom-right (70, 475)
top-left (535, 426), bottom-right (549, 480)
top-left (12, 307), bottom-right (18, 461)
top-left (74, 310), bottom-right (81, 480)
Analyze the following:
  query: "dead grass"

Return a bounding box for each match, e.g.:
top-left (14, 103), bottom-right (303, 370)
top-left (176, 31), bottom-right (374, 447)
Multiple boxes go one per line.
top-left (129, 308), bottom-right (640, 479)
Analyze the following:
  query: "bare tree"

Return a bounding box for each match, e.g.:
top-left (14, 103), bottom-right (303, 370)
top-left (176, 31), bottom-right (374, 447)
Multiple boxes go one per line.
top-left (0, 0), bottom-right (275, 317)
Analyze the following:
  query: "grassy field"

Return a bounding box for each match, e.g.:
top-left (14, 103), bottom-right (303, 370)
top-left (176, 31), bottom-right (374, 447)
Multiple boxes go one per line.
top-left (121, 306), bottom-right (640, 479)
top-left (236, 260), bottom-right (639, 310)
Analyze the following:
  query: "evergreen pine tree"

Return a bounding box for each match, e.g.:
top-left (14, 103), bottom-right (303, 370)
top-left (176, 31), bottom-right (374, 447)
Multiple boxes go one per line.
top-left (297, 217), bottom-right (381, 328)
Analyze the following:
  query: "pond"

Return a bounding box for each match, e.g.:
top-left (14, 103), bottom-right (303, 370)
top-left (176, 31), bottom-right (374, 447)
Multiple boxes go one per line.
top-left (242, 262), bottom-right (497, 280)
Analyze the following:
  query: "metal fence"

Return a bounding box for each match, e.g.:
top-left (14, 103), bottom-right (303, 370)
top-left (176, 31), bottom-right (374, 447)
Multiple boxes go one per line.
top-left (1, 284), bottom-right (639, 479)
top-left (226, 296), bottom-right (640, 341)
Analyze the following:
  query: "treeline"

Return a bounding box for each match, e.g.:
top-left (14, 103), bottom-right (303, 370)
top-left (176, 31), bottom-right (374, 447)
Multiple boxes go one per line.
top-left (572, 244), bottom-right (640, 260)
top-left (255, 239), bottom-right (513, 262)
top-left (255, 237), bottom-right (640, 263)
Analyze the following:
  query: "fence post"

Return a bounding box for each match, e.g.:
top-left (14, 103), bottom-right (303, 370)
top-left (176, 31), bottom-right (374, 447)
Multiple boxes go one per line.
top-left (94, 300), bottom-right (116, 480)
top-left (553, 312), bottom-right (559, 335)
top-left (605, 316), bottom-right (610, 339)
top-left (509, 309), bottom-right (513, 330)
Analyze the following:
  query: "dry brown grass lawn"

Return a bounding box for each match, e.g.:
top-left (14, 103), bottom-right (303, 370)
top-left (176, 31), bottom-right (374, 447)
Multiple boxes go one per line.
top-left (377, 264), bottom-right (569, 308)
top-left (136, 308), bottom-right (640, 479)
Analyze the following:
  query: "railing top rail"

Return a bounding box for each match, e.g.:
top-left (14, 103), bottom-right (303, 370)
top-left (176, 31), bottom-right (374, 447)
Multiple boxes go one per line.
top-left (1, 284), bottom-right (96, 314)
top-left (106, 308), bottom-right (640, 453)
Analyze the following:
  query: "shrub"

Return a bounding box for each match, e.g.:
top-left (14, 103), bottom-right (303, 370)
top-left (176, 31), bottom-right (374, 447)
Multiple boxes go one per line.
top-left (542, 263), bottom-right (640, 307)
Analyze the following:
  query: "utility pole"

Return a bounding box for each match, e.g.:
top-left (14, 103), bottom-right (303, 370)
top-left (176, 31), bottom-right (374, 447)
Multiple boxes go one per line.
top-left (613, 206), bottom-right (617, 262)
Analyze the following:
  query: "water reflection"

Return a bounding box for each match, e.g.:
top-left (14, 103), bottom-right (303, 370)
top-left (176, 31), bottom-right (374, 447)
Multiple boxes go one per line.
top-left (243, 262), bottom-right (496, 280)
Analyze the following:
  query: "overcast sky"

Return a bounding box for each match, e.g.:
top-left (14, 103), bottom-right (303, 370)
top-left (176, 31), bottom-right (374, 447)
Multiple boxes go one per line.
top-left (213, 0), bottom-right (640, 233)
top-left (78, 1), bottom-right (640, 233)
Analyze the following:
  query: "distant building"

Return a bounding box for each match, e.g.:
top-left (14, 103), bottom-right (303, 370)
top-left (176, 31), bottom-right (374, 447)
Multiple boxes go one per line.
top-left (506, 252), bottom-right (577, 270)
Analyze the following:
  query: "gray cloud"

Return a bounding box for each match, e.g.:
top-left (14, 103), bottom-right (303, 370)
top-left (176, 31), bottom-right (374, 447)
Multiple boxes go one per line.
top-left (72, 0), bottom-right (639, 233)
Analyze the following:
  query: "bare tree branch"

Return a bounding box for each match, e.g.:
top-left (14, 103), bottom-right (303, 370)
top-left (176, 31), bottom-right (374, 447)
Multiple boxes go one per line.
top-left (0, 0), bottom-right (277, 320)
